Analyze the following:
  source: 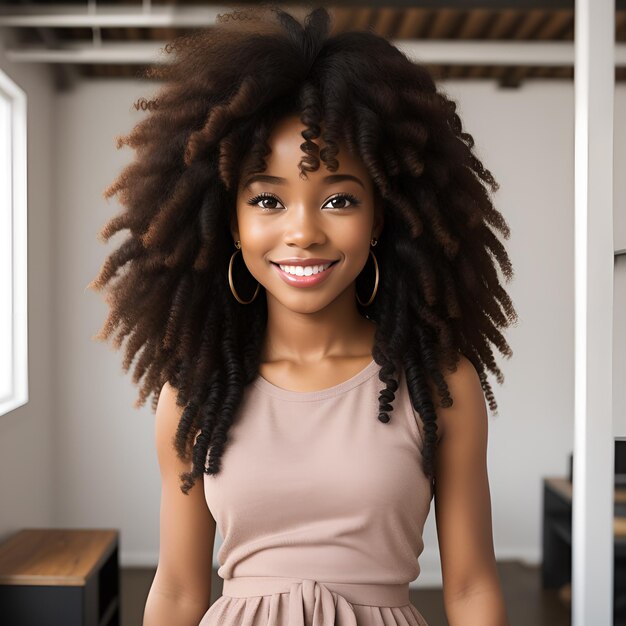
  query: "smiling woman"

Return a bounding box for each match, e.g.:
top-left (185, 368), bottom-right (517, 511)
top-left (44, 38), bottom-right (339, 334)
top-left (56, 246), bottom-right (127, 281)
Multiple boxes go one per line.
top-left (87, 4), bottom-right (516, 626)
top-left (232, 113), bottom-right (382, 316)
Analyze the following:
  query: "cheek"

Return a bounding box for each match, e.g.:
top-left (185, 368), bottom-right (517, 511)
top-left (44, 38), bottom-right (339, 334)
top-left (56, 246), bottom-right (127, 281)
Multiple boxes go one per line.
top-left (236, 212), bottom-right (270, 249)
top-left (336, 219), bottom-right (373, 252)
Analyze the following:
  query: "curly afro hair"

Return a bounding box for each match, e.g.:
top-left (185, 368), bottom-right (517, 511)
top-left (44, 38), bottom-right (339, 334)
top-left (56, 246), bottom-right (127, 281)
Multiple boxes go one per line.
top-left (87, 4), bottom-right (518, 495)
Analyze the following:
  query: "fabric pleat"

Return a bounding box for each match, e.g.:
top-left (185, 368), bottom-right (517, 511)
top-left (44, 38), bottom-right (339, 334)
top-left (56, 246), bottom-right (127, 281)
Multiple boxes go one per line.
top-left (198, 577), bottom-right (430, 626)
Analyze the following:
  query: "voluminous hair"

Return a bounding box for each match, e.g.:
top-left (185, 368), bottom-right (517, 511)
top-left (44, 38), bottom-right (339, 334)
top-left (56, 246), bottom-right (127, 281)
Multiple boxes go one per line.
top-left (88, 4), bottom-right (518, 495)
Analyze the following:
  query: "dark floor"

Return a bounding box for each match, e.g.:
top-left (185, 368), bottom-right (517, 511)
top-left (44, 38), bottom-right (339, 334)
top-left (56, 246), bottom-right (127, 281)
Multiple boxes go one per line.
top-left (122, 561), bottom-right (574, 625)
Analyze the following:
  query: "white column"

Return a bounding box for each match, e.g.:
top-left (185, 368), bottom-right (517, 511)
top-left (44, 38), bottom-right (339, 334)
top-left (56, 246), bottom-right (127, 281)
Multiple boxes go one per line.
top-left (573, 0), bottom-right (615, 624)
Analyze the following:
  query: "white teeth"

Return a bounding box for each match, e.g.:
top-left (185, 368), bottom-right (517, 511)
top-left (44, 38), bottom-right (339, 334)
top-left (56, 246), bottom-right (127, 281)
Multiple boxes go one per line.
top-left (278, 262), bottom-right (333, 276)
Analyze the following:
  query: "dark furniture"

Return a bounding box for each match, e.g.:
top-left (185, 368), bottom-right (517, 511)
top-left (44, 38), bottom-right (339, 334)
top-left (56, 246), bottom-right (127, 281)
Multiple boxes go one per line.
top-left (0, 528), bottom-right (120, 626)
top-left (542, 477), bottom-right (626, 620)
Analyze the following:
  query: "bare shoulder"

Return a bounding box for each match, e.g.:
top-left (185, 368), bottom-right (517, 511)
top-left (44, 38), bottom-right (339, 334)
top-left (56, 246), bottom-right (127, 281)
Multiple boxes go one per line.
top-left (155, 381), bottom-right (194, 467)
top-left (431, 354), bottom-right (499, 602)
top-left (149, 381), bottom-right (216, 607)
top-left (430, 353), bottom-right (485, 443)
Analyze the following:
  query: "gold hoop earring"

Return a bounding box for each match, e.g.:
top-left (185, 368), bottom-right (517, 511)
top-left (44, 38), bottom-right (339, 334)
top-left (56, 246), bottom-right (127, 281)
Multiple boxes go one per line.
top-left (356, 237), bottom-right (379, 307)
top-left (228, 240), bottom-right (260, 304)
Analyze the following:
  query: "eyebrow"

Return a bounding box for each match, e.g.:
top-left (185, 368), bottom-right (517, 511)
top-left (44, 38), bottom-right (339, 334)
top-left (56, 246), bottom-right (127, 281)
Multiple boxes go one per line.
top-left (242, 173), bottom-right (365, 190)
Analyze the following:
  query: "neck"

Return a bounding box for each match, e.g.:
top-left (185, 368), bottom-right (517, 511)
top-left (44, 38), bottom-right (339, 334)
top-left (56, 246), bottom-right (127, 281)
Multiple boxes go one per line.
top-left (261, 287), bottom-right (375, 365)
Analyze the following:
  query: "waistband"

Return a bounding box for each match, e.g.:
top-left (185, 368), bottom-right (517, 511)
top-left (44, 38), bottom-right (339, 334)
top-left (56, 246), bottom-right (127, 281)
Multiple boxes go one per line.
top-left (222, 575), bottom-right (410, 607)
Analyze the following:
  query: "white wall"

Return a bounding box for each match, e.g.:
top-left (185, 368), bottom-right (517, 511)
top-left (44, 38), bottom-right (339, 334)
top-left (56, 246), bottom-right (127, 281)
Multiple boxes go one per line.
top-left (616, 92), bottom-right (626, 253)
top-left (616, 260), bottom-right (626, 439)
top-left (0, 32), bottom-right (55, 540)
top-left (613, 76), bottom-right (626, 440)
top-left (47, 77), bottom-right (626, 585)
top-left (54, 80), bottom-right (161, 564)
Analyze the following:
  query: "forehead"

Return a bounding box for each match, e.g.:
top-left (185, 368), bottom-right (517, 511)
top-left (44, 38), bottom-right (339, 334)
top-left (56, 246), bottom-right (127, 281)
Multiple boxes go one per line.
top-left (243, 114), bottom-right (369, 184)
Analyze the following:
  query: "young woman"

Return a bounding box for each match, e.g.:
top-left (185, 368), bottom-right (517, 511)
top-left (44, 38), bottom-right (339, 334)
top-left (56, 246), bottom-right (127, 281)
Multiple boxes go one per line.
top-left (89, 5), bottom-right (516, 625)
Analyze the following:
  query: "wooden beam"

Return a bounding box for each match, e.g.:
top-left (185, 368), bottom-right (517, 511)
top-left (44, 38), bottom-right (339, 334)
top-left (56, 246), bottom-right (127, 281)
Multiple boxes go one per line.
top-left (5, 40), bottom-right (626, 66)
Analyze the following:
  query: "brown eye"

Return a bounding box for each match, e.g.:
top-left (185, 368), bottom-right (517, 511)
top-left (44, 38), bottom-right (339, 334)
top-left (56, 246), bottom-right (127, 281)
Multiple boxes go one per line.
top-left (323, 193), bottom-right (360, 210)
top-left (246, 193), bottom-right (283, 210)
top-left (259, 197), bottom-right (279, 209)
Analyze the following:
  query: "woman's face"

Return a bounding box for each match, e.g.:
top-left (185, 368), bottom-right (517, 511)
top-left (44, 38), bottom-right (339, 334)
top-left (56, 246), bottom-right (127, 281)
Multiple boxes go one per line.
top-left (232, 114), bottom-right (383, 314)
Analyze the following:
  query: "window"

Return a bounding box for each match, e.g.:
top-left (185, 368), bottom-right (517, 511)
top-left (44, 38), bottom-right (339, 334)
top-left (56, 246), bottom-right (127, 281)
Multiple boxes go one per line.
top-left (0, 68), bottom-right (27, 416)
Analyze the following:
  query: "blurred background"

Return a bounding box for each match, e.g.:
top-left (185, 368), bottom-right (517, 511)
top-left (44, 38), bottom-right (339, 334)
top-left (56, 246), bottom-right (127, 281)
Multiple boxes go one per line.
top-left (0, 1), bottom-right (625, 625)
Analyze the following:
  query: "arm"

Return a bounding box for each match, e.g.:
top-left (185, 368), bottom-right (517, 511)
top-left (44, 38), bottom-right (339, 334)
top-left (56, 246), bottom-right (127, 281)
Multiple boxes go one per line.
top-left (432, 355), bottom-right (509, 626)
top-left (143, 381), bottom-right (216, 626)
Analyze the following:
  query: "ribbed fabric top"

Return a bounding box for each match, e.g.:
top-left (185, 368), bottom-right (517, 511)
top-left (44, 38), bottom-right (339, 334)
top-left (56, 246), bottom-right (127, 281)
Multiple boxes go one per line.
top-left (251, 357), bottom-right (379, 402)
top-left (203, 358), bottom-right (433, 586)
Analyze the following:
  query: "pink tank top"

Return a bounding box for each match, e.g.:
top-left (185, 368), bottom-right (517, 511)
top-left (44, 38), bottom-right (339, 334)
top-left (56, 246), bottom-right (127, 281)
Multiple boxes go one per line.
top-left (201, 359), bottom-right (434, 625)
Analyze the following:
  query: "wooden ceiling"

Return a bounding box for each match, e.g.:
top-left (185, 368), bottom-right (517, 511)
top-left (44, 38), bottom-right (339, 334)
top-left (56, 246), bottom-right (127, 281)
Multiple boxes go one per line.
top-left (1, 1), bottom-right (625, 90)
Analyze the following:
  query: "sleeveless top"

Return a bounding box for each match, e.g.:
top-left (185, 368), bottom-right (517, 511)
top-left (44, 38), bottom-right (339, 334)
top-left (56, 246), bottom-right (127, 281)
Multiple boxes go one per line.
top-left (200, 359), bottom-right (434, 626)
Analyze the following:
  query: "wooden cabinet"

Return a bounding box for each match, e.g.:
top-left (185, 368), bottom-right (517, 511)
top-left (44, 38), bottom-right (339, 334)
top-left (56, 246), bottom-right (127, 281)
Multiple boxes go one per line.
top-left (0, 529), bottom-right (119, 626)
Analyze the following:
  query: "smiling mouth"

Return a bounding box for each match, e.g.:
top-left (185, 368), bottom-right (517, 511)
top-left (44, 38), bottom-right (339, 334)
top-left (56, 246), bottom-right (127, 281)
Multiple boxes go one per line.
top-left (269, 260), bottom-right (340, 268)
top-left (270, 259), bottom-right (340, 286)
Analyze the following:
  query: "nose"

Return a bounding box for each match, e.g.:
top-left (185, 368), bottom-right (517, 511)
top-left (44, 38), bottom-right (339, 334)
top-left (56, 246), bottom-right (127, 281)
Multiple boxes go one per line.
top-left (283, 204), bottom-right (326, 248)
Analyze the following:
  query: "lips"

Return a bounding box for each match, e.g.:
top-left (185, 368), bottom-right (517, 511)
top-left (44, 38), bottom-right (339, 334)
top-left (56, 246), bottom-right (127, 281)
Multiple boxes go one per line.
top-left (271, 260), bottom-right (339, 267)
top-left (271, 259), bottom-right (339, 288)
top-left (270, 260), bottom-right (339, 268)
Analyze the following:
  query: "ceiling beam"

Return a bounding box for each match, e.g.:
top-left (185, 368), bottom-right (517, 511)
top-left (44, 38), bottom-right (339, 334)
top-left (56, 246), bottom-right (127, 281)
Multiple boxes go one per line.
top-left (4, 40), bottom-right (626, 66)
top-left (15, 0), bottom-right (79, 91)
top-left (0, 6), bottom-right (226, 29)
top-left (1, 2), bottom-right (625, 29)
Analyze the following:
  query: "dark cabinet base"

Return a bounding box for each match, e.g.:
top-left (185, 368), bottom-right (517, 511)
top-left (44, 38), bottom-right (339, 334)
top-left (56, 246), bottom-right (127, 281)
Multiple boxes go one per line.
top-left (0, 529), bottom-right (120, 626)
top-left (542, 478), bottom-right (626, 621)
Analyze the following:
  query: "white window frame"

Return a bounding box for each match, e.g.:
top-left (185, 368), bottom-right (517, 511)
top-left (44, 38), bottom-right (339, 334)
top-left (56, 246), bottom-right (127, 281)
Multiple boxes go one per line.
top-left (0, 68), bottom-right (27, 417)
